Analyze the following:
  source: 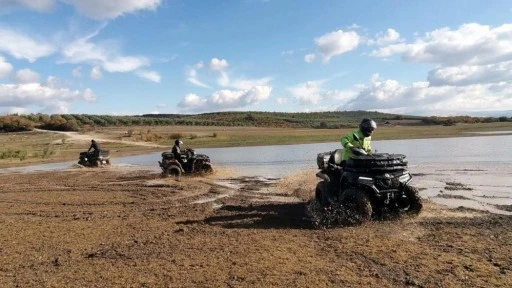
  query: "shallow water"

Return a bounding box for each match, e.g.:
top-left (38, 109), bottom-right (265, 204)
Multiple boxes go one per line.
top-left (2, 135), bottom-right (511, 177)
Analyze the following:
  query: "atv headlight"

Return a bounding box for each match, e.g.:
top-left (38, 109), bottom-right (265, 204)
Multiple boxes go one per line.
top-left (398, 173), bottom-right (411, 183)
top-left (358, 176), bottom-right (374, 185)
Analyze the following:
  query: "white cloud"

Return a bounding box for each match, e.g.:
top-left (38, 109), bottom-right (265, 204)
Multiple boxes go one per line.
top-left (218, 71), bottom-right (230, 87)
top-left (0, 0), bottom-right (55, 13)
top-left (231, 77), bottom-right (272, 90)
top-left (362, 23), bottom-right (512, 115)
top-left (61, 0), bottom-right (162, 20)
top-left (288, 80), bottom-right (325, 105)
top-left (341, 74), bottom-right (512, 115)
top-left (15, 68), bottom-right (40, 84)
top-left (72, 67), bottom-right (82, 77)
top-left (41, 101), bottom-right (70, 114)
top-left (186, 62), bottom-right (210, 88)
top-left (156, 103), bottom-right (167, 108)
top-left (371, 23), bottom-right (512, 66)
top-left (178, 93), bottom-right (208, 110)
top-left (178, 86), bottom-right (272, 112)
top-left (367, 28), bottom-right (402, 46)
top-left (187, 77), bottom-right (210, 88)
top-left (288, 79), bottom-right (358, 107)
top-left (181, 59), bottom-right (273, 112)
top-left (90, 66), bottom-right (102, 79)
top-left (304, 53), bottom-right (316, 63)
top-left (8, 107), bottom-right (29, 115)
top-left (0, 27), bottom-right (55, 62)
top-left (428, 61), bottom-right (512, 86)
top-left (135, 70), bottom-right (161, 83)
top-left (0, 82), bottom-right (97, 113)
top-left (209, 58), bottom-right (229, 70)
top-left (315, 30), bottom-right (361, 62)
top-left (0, 57), bottom-right (13, 78)
top-left (276, 97), bottom-right (288, 105)
top-left (62, 32), bottom-right (150, 73)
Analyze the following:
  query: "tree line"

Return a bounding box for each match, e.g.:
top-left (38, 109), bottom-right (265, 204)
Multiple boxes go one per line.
top-left (0, 112), bottom-right (510, 133)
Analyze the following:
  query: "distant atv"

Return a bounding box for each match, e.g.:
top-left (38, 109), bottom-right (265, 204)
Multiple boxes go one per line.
top-left (78, 150), bottom-right (111, 167)
top-left (158, 148), bottom-right (213, 177)
top-left (311, 149), bottom-right (422, 226)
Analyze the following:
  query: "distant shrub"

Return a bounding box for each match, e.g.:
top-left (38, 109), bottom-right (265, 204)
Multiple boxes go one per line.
top-left (0, 115), bottom-right (35, 132)
top-left (40, 144), bottom-right (56, 159)
top-left (189, 134), bottom-right (198, 139)
top-left (0, 150), bottom-right (28, 161)
top-left (212, 132), bottom-right (218, 138)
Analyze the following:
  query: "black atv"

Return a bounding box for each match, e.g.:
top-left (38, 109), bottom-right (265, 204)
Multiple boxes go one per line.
top-left (158, 148), bottom-right (213, 177)
top-left (78, 150), bottom-right (111, 167)
top-left (312, 149), bottom-right (422, 226)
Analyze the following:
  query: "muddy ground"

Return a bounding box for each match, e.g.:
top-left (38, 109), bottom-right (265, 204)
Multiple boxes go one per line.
top-left (0, 166), bottom-right (511, 287)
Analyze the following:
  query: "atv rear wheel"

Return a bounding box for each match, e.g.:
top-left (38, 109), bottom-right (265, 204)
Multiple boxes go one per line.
top-left (400, 185), bottom-right (423, 215)
top-left (164, 165), bottom-right (181, 178)
top-left (341, 188), bottom-right (372, 225)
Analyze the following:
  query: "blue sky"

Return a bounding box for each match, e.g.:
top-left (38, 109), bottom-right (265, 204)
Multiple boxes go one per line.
top-left (1, 0), bottom-right (512, 116)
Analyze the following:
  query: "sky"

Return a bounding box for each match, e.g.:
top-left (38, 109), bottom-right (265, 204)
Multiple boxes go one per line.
top-left (1, 0), bottom-right (512, 116)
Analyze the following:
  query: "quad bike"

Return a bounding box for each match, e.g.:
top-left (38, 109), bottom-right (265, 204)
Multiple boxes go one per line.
top-left (78, 150), bottom-right (111, 167)
top-left (311, 148), bottom-right (422, 226)
top-left (158, 148), bottom-right (213, 177)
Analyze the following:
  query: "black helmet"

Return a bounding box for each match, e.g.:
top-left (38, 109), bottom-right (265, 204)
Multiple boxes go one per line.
top-left (91, 139), bottom-right (96, 143)
top-left (175, 139), bottom-right (183, 146)
top-left (359, 119), bottom-right (377, 137)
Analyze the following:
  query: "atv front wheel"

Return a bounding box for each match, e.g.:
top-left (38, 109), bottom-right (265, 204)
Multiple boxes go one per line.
top-left (200, 163), bottom-right (213, 175)
top-left (341, 188), bottom-right (372, 225)
top-left (315, 181), bottom-right (327, 206)
top-left (400, 185), bottom-right (423, 215)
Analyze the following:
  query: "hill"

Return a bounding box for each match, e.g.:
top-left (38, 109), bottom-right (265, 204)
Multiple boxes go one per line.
top-left (0, 111), bottom-right (510, 133)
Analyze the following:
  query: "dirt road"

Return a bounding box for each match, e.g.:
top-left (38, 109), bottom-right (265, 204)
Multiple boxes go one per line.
top-left (35, 128), bottom-right (168, 148)
top-left (0, 165), bottom-right (510, 287)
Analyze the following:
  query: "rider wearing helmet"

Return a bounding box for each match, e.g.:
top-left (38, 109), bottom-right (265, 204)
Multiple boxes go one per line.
top-left (340, 119), bottom-right (377, 161)
top-left (172, 139), bottom-right (184, 163)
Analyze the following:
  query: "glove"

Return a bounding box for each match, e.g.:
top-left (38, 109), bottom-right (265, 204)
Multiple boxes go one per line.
top-left (351, 147), bottom-right (367, 156)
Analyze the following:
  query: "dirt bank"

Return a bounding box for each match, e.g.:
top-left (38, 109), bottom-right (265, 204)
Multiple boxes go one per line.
top-left (0, 167), bottom-right (511, 287)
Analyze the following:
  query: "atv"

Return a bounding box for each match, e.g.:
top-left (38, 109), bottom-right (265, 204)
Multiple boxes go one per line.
top-left (78, 150), bottom-right (111, 167)
top-left (158, 148), bottom-right (213, 177)
top-left (311, 148), bottom-right (422, 226)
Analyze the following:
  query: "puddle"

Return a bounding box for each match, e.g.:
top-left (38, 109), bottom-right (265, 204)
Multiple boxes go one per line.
top-left (191, 194), bottom-right (231, 204)
top-left (432, 197), bottom-right (512, 215)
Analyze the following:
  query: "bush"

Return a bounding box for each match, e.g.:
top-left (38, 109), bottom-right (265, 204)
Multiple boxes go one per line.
top-left (0, 115), bottom-right (35, 132)
top-left (0, 150), bottom-right (28, 161)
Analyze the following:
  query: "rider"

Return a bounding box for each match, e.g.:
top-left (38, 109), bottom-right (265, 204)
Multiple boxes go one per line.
top-left (172, 139), bottom-right (185, 164)
top-left (87, 139), bottom-right (101, 156)
top-left (340, 118), bottom-right (377, 161)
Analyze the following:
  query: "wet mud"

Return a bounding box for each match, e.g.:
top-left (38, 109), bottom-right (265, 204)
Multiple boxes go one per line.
top-left (0, 166), bottom-right (511, 287)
